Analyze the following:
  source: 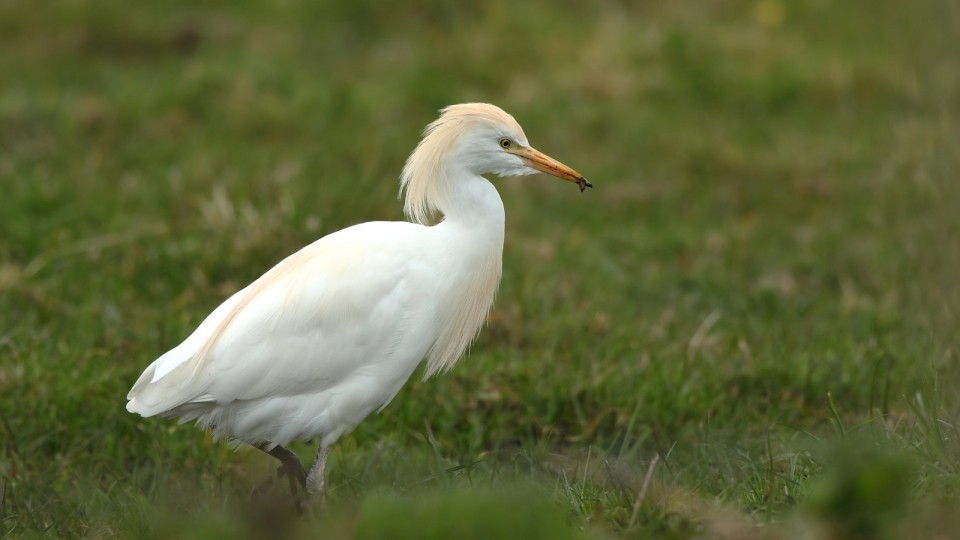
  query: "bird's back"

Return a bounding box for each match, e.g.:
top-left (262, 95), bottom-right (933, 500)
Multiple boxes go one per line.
top-left (126, 220), bottom-right (458, 446)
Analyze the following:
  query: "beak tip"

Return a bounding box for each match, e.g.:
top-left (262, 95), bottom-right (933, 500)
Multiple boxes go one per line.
top-left (577, 178), bottom-right (592, 192)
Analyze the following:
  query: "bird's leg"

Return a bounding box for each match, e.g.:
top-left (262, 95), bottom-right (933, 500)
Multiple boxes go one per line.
top-left (304, 445), bottom-right (330, 502)
top-left (253, 443), bottom-right (307, 498)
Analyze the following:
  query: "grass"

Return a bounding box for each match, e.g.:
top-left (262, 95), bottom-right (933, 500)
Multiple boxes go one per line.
top-left (1, 0), bottom-right (958, 537)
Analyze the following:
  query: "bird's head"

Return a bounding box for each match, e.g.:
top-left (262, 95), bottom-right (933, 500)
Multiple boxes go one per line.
top-left (401, 103), bottom-right (591, 224)
top-left (430, 103), bottom-right (592, 192)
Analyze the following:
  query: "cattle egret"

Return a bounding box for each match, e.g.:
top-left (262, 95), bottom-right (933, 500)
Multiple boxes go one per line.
top-left (126, 103), bottom-right (591, 503)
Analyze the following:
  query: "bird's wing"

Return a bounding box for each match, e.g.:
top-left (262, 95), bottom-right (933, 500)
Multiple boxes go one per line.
top-left (126, 221), bottom-right (431, 417)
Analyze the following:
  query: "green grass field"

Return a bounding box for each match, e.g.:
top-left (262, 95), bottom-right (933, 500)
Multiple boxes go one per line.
top-left (2, 1), bottom-right (958, 538)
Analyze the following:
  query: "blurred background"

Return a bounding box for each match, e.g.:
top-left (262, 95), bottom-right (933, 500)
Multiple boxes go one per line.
top-left (1, 0), bottom-right (957, 538)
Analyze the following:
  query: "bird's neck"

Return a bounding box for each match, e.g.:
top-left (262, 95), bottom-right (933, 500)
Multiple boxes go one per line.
top-left (436, 166), bottom-right (505, 231)
top-left (421, 168), bottom-right (505, 379)
top-left (401, 137), bottom-right (506, 232)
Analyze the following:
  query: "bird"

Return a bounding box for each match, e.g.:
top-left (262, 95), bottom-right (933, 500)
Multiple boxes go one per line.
top-left (126, 103), bottom-right (591, 503)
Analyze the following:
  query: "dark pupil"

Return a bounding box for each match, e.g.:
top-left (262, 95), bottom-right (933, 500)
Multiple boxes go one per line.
top-left (501, 139), bottom-right (510, 147)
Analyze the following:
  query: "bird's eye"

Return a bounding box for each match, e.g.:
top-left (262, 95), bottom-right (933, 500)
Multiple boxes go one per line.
top-left (499, 138), bottom-right (512, 149)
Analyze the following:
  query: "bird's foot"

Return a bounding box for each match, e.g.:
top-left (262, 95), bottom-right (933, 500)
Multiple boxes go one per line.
top-left (250, 466), bottom-right (310, 513)
top-left (250, 450), bottom-right (308, 511)
top-left (276, 459), bottom-right (308, 498)
top-left (297, 490), bottom-right (325, 513)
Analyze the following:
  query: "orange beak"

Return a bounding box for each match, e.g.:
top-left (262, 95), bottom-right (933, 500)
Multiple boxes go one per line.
top-left (514, 146), bottom-right (592, 192)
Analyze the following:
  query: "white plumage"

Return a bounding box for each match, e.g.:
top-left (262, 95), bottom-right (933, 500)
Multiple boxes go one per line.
top-left (127, 103), bottom-right (590, 501)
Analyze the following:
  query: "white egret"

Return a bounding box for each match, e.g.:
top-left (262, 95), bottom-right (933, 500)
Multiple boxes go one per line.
top-left (126, 103), bottom-right (591, 502)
